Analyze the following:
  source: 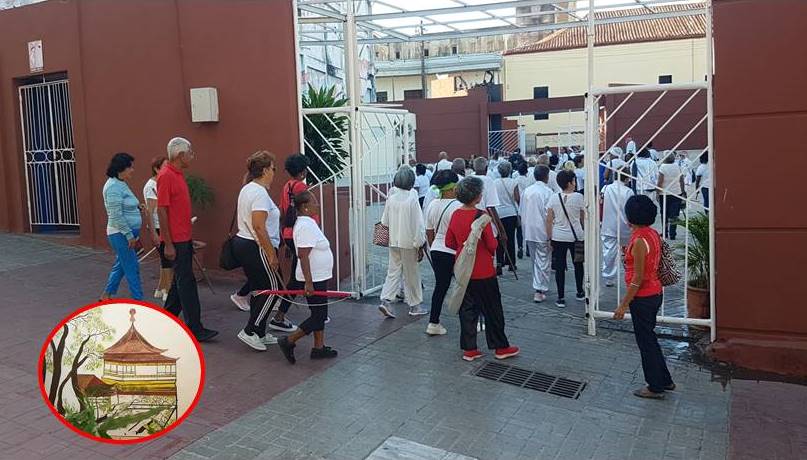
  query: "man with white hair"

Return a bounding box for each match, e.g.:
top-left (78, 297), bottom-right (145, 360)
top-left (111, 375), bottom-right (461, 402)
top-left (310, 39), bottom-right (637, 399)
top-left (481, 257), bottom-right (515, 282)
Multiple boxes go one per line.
top-left (158, 137), bottom-right (218, 342)
top-left (436, 151), bottom-right (452, 171)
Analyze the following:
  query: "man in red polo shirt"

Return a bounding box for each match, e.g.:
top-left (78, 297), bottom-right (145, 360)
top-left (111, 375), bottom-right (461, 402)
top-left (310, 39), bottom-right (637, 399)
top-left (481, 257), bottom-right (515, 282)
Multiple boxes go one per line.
top-left (157, 137), bottom-right (218, 342)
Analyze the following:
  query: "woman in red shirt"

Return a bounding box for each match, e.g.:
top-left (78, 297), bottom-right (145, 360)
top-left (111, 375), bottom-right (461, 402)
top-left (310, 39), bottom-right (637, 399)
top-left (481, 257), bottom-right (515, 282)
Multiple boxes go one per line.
top-left (445, 177), bottom-right (519, 362)
top-left (613, 195), bottom-right (675, 399)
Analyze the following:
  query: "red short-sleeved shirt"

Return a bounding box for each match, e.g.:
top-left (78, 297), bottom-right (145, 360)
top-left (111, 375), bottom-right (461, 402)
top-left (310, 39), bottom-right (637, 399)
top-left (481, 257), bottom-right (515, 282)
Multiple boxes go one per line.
top-left (157, 163), bottom-right (193, 243)
top-left (445, 208), bottom-right (498, 279)
top-left (280, 179), bottom-right (308, 240)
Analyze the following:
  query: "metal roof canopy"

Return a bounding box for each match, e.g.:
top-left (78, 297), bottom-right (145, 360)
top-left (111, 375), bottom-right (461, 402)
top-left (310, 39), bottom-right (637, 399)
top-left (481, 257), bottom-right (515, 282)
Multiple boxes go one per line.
top-left (297, 0), bottom-right (707, 46)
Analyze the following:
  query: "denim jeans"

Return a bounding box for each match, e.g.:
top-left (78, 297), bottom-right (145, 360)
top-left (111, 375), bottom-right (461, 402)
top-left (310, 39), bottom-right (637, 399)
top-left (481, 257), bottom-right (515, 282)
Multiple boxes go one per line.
top-left (104, 228), bottom-right (143, 300)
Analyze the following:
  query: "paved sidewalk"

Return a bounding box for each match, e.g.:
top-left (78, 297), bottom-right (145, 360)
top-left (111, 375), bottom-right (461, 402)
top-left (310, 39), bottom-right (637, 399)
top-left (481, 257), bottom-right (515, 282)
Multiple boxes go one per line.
top-left (172, 273), bottom-right (731, 460)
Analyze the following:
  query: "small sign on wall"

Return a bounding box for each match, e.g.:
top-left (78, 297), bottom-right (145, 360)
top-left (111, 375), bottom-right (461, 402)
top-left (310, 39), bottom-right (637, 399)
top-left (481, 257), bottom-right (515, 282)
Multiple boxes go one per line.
top-left (28, 40), bottom-right (43, 73)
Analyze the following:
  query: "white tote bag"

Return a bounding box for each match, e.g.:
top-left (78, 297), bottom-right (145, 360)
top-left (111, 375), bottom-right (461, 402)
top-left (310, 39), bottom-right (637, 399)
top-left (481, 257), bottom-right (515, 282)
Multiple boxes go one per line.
top-left (446, 212), bottom-right (492, 315)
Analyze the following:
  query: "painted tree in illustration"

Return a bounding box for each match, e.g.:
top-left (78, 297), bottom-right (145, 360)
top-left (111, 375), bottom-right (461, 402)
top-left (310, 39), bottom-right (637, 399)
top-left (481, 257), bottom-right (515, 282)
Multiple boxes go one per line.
top-left (43, 310), bottom-right (115, 414)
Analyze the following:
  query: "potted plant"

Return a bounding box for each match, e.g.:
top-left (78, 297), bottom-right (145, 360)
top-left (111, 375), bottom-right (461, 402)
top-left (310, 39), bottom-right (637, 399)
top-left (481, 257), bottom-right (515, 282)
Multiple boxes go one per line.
top-left (185, 174), bottom-right (215, 267)
top-left (678, 212), bottom-right (710, 319)
top-left (302, 84), bottom-right (349, 183)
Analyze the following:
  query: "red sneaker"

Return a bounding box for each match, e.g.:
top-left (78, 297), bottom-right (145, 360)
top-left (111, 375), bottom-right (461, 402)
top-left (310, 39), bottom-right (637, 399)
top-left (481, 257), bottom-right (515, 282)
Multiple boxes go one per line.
top-left (495, 346), bottom-right (520, 360)
top-left (462, 349), bottom-right (483, 361)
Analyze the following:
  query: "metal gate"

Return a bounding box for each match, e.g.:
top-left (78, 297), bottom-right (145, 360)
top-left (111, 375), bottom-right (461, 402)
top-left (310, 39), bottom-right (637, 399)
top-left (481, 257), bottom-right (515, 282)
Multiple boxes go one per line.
top-left (18, 79), bottom-right (79, 229)
top-left (583, 82), bottom-right (715, 340)
top-left (488, 127), bottom-right (525, 157)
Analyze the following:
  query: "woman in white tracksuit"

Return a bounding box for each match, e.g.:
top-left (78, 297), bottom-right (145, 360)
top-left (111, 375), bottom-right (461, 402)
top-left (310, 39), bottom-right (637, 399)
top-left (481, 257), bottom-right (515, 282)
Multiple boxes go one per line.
top-left (379, 165), bottom-right (427, 318)
top-left (601, 168), bottom-right (635, 287)
top-left (519, 165), bottom-right (555, 303)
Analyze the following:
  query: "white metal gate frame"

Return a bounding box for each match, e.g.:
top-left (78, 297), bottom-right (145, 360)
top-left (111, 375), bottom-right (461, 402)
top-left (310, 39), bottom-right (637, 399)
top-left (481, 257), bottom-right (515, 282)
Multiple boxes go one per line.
top-left (488, 127), bottom-right (525, 158)
top-left (583, 1), bottom-right (716, 341)
top-left (18, 79), bottom-right (80, 229)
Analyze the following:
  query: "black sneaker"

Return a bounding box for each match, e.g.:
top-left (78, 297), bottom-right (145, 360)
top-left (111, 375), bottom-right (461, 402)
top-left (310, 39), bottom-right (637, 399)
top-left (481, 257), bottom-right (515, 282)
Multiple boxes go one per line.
top-left (310, 346), bottom-right (338, 360)
top-left (278, 336), bottom-right (296, 364)
top-left (555, 298), bottom-right (566, 308)
top-left (575, 292), bottom-right (586, 301)
top-left (194, 328), bottom-right (219, 342)
top-left (268, 318), bottom-right (298, 333)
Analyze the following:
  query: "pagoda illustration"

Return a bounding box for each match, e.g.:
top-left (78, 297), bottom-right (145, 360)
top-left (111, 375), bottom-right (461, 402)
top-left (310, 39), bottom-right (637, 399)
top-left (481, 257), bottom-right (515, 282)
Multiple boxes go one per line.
top-left (91, 308), bottom-right (178, 438)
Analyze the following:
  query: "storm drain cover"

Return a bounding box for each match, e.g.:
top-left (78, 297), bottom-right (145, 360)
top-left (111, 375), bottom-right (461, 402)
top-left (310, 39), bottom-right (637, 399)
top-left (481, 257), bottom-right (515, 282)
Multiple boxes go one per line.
top-left (474, 362), bottom-right (586, 399)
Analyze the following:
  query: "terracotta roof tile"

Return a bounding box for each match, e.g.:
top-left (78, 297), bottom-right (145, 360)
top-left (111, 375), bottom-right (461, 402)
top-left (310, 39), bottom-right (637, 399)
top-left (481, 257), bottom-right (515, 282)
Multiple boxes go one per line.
top-left (504, 3), bottom-right (705, 56)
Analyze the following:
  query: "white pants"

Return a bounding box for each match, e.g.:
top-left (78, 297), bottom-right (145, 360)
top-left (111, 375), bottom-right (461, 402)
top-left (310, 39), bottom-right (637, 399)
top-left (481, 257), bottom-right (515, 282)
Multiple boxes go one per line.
top-left (526, 240), bottom-right (551, 293)
top-left (601, 235), bottom-right (621, 282)
top-left (381, 247), bottom-right (422, 307)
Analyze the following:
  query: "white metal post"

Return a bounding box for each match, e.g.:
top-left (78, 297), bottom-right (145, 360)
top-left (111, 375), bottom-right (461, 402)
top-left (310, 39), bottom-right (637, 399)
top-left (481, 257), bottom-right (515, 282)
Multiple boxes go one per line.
top-left (705, 0), bottom-right (716, 342)
top-left (292, 0), bottom-right (305, 158)
top-left (585, 0), bottom-right (597, 336)
top-left (345, 11), bottom-right (366, 295)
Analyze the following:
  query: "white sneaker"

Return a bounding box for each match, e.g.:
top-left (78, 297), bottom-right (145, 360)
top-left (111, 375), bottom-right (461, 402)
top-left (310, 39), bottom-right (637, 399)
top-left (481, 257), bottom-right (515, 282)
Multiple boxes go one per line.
top-left (426, 323), bottom-right (447, 336)
top-left (408, 305), bottom-right (429, 317)
top-left (237, 330), bottom-right (267, 351)
top-left (230, 293), bottom-right (250, 312)
top-left (153, 289), bottom-right (164, 300)
top-left (325, 316), bottom-right (331, 324)
top-left (533, 292), bottom-right (546, 303)
top-left (261, 333), bottom-right (279, 346)
top-left (378, 303), bottom-right (396, 319)
top-left (477, 321), bottom-right (486, 332)
top-left (162, 290), bottom-right (168, 301)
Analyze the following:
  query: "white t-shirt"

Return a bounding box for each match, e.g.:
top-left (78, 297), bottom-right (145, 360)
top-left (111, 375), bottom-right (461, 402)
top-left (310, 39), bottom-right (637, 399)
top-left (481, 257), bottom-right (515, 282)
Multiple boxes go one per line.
top-left (473, 174), bottom-right (500, 211)
top-left (635, 157), bottom-right (659, 192)
top-left (414, 174), bottom-right (430, 198)
top-left (608, 158), bottom-right (627, 175)
top-left (486, 162), bottom-right (501, 179)
top-left (548, 192), bottom-right (585, 242)
top-left (515, 174), bottom-right (534, 196)
top-left (436, 159), bottom-right (452, 171)
top-left (575, 168), bottom-right (585, 191)
top-left (548, 170), bottom-right (561, 193)
top-left (425, 199), bottom-right (462, 255)
top-left (520, 182), bottom-right (554, 243)
top-left (658, 163), bottom-right (683, 195)
top-left (143, 177), bottom-right (159, 230)
top-left (293, 216), bottom-right (333, 282)
top-left (696, 163), bottom-right (711, 189)
top-left (494, 177), bottom-right (518, 218)
top-left (626, 140), bottom-right (637, 154)
top-left (236, 181), bottom-right (280, 247)
top-left (601, 182), bottom-right (634, 243)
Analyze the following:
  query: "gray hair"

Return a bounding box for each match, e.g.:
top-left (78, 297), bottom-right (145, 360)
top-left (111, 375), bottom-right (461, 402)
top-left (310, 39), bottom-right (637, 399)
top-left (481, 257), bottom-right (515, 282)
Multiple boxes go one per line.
top-left (451, 158), bottom-right (466, 175)
top-left (497, 161), bottom-right (512, 178)
top-left (167, 137), bottom-right (192, 160)
top-left (393, 165), bottom-right (415, 190)
top-left (438, 151), bottom-right (448, 160)
top-left (536, 154), bottom-right (549, 166)
top-left (472, 157), bottom-right (488, 175)
top-left (456, 176), bottom-right (483, 205)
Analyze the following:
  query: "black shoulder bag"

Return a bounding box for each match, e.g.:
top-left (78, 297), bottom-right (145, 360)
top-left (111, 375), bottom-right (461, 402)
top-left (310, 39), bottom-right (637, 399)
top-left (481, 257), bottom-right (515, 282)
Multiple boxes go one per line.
top-left (558, 193), bottom-right (585, 263)
top-left (218, 208), bottom-right (240, 270)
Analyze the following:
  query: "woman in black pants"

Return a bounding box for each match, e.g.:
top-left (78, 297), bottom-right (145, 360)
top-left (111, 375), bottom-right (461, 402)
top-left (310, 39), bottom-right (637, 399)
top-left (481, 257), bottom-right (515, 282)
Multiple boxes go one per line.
top-left (278, 191), bottom-right (337, 364)
top-left (232, 151), bottom-right (285, 351)
top-left (546, 170), bottom-right (585, 307)
top-left (424, 170), bottom-right (461, 336)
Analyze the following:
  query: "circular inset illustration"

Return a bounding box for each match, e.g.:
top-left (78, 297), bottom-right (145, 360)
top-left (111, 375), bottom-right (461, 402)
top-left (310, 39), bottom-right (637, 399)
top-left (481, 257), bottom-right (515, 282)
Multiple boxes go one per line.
top-left (38, 300), bottom-right (205, 443)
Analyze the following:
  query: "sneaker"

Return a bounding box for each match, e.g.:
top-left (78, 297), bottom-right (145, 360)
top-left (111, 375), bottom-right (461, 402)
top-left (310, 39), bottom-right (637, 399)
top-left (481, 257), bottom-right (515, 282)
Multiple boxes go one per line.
top-left (575, 292), bottom-right (586, 301)
top-left (556, 298), bottom-right (566, 308)
top-left (325, 316), bottom-right (331, 324)
top-left (162, 290), bottom-right (169, 302)
top-left (408, 305), bottom-right (429, 317)
top-left (237, 330), bottom-right (266, 351)
top-left (310, 346), bottom-right (338, 360)
top-left (261, 333), bottom-right (279, 346)
top-left (153, 289), bottom-right (164, 300)
top-left (462, 349), bottom-right (483, 362)
top-left (605, 281), bottom-right (615, 287)
top-left (230, 293), bottom-right (250, 312)
top-left (495, 346), bottom-right (520, 360)
top-left (378, 303), bottom-right (396, 319)
top-left (268, 318), bottom-right (298, 333)
top-left (395, 292), bottom-right (405, 302)
top-left (194, 328), bottom-right (218, 342)
top-left (278, 336), bottom-right (296, 364)
top-left (533, 292), bottom-right (546, 303)
top-left (426, 323), bottom-right (447, 336)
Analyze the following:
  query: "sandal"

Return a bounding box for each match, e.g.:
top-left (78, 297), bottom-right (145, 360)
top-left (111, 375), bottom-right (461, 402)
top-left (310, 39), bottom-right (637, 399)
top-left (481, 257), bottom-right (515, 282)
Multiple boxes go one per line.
top-left (633, 387), bottom-right (665, 399)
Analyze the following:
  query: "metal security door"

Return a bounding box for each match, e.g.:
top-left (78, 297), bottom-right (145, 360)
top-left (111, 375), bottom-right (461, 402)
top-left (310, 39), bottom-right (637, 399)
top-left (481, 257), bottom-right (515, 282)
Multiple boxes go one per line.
top-left (18, 79), bottom-right (80, 229)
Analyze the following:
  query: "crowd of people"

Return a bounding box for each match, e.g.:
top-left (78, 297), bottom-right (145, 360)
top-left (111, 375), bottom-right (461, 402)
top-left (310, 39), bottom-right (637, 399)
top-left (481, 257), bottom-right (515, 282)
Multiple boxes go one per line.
top-left (98, 136), bottom-right (709, 398)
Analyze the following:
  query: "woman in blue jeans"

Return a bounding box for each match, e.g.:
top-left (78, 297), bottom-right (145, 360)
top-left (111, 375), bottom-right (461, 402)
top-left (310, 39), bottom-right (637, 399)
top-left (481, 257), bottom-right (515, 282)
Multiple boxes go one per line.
top-left (101, 152), bottom-right (144, 300)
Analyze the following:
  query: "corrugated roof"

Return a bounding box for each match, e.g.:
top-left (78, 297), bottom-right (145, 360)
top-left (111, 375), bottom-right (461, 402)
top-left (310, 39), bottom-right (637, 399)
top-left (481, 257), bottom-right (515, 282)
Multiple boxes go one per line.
top-left (504, 3), bottom-right (705, 56)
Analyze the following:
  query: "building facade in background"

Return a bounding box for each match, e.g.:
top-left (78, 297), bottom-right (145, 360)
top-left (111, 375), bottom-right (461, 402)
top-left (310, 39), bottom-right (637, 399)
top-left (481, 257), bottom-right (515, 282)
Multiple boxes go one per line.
top-left (503, 3), bottom-right (706, 150)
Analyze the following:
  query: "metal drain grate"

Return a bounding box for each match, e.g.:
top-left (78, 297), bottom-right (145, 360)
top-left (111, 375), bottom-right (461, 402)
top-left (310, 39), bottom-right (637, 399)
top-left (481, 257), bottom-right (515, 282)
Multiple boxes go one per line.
top-left (473, 362), bottom-right (586, 399)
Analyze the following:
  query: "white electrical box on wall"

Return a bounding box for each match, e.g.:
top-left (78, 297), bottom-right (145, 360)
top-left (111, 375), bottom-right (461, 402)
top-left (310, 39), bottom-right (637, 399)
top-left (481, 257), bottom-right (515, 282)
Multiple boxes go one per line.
top-left (190, 87), bottom-right (219, 122)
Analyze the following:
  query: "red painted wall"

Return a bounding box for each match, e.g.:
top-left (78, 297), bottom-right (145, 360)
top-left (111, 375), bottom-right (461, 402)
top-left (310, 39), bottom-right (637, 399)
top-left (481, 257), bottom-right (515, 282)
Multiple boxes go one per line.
top-left (711, 0), bottom-right (807, 375)
top-left (0, 0), bottom-right (300, 265)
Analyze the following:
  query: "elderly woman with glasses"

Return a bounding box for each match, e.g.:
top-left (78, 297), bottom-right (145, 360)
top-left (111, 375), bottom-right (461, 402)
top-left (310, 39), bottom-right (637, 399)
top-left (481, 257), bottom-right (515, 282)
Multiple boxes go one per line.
top-left (378, 165), bottom-right (427, 319)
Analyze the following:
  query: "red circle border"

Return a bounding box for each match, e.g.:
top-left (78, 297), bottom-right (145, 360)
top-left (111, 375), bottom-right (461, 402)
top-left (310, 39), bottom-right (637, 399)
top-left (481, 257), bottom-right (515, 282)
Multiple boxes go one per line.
top-left (36, 299), bottom-right (206, 445)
